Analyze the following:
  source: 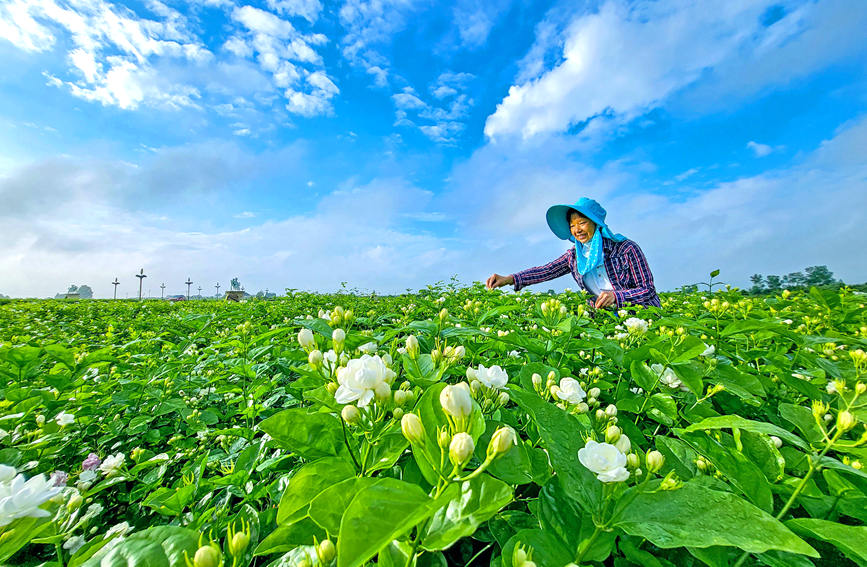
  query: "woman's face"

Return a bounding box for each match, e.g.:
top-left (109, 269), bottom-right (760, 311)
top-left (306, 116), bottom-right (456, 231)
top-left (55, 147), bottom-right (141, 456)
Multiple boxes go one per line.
top-left (568, 211), bottom-right (596, 244)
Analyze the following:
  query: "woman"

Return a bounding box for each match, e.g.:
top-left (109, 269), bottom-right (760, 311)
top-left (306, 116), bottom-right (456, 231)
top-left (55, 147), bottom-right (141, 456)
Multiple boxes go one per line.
top-left (486, 198), bottom-right (660, 309)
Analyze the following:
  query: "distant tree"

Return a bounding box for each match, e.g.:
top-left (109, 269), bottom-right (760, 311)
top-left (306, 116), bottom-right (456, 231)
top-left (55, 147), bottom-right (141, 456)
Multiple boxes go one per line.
top-left (77, 285), bottom-right (93, 299)
top-left (804, 265), bottom-right (836, 287)
top-left (68, 284), bottom-right (79, 293)
top-left (749, 274), bottom-right (765, 295)
top-left (765, 275), bottom-right (782, 292)
top-left (783, 271), bottom-right (806, 289)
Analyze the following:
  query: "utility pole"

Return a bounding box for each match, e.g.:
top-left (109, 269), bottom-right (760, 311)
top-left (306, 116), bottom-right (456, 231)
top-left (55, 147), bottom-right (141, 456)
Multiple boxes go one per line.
top-left (136, 269), bottom-right (146, 301)
top-left (160, 283), bottom-right (166, 299)
top-left (197, 285), bottom-right (202, 299)
top-left (215, 282), bottom-right (221, 297)
top-left (112, 278), bottom-right (119, 300)
top-left (185, 277), bottom-right (193, 301)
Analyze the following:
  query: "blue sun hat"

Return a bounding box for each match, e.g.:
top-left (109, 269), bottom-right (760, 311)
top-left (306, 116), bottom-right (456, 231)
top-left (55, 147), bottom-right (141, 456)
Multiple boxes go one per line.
top-left (546, 198), bottom-right (627, 275)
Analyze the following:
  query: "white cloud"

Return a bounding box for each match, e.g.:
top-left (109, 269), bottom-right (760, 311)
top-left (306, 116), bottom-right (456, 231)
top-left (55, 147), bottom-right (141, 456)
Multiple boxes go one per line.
top-left (485, 0), bottom-right (861, 139)
top-left (0, 0), bottom-right (55, 52)
top-left (234, 211), bottom-right (256, 218)
top-left (266, 0), bottom-right (322, 22)
top-left (338, 0), bottom-right (419, 87)
top-left (0, 0), bottom-right (211, 110)
top-left (391, 73), bottom-right (476, 144)
top-left (230, 5), bottom-right (336, 116)
top-left (0, 0), bottom-right (336, 118)
top-left (452, 0), bottom-right (510, 49)
top-left (747, 141), bottom-right (774, 157)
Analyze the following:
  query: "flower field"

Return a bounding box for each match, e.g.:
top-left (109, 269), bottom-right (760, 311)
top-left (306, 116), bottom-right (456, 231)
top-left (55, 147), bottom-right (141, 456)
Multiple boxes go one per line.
top-left (0, 285), bottom-right (865, 567)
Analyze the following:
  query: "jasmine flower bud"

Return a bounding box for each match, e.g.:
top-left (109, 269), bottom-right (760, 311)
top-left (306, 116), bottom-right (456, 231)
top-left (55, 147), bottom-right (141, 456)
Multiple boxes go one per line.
top-left (487, 426), bottom-right (517, 459)
top-left (449, 432), bottom-right (474, 467)
top-left (401, 413), bottom-right (425, 445)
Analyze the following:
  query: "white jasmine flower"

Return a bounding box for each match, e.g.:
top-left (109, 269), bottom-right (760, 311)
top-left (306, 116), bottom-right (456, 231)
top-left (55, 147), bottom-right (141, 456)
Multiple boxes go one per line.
top-left (297, 328), bottom-right (315, 350)
top-left (334, 355), bottom-right (396, 408)
top-left (826, 381), bottom-right (838, 394)
top-left (99, 453), bottom-right (125, 476)
top-left (651, 364), bottom-right (683, 390)
top-left (578, 440), bottom-right (630, 483)
top-left (106, 521), bottom-right (132, 538)
top-left (55, 412), bottom-right (75, 427)
top-left (78, 470), bottom-right (97, 483)
top-left (440, 383), bottom-right (473, 419)
top-left (555, 378), bottom-right (586, 405)
top-left (614, 435), bottom-right (631, 454)
top-left (475, 365), bottom-right (508, 390)
top-left (358, 342), bottom-right (377, 354)
top-left (624, 318), bottom-right (649, 335)
top-left (63, 535), bottom-right (85, 554)
top-left (0, 473), bottom-right (63, 526)
top-left (0, 465), bottom-right (16, 483)
top-left (701, 344), bottom-right (715, 357)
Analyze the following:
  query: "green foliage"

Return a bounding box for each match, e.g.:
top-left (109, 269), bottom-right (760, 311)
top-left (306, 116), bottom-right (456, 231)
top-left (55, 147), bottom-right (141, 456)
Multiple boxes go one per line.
top-left (0, 283), bottom-right (865, 567)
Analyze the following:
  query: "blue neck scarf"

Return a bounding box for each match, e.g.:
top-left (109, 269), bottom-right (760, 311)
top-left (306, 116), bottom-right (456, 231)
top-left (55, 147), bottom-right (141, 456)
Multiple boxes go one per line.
top-left (570, 225), bottom-right (627, 276)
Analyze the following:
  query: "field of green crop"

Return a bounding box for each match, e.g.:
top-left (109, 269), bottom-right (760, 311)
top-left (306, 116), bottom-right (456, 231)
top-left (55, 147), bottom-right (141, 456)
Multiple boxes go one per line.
top-left (0, 285), bottom-right (865, 567)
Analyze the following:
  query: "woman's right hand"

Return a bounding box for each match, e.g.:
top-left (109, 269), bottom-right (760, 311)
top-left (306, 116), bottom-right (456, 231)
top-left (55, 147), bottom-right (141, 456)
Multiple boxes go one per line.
top-left (486, 273), bottom-right (514, 290)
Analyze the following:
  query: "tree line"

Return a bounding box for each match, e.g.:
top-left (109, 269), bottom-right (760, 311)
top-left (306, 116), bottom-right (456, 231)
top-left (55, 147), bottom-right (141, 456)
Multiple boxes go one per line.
top-left (748, 265), bottom-right (838, 295)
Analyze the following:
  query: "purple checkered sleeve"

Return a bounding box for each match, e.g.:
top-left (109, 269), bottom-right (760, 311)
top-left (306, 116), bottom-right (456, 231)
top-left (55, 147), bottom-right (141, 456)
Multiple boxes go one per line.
top-left (511, 251), bottom-right (571, 292)
top-left (609, 241), bottom-right (659, 308)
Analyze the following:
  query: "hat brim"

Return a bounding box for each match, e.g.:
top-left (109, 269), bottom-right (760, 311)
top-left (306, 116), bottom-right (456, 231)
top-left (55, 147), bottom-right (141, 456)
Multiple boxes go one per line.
top-left (546, 204), bottom-right (576, 241)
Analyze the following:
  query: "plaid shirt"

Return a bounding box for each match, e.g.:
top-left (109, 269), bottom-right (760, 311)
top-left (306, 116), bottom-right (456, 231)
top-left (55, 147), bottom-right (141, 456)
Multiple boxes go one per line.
top-left (512, 238), bottom-right (660, 307)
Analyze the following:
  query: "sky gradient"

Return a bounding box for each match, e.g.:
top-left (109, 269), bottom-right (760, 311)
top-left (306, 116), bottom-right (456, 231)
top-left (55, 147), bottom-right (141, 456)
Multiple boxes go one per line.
top-left (1, 0), bottom-right (865, 298)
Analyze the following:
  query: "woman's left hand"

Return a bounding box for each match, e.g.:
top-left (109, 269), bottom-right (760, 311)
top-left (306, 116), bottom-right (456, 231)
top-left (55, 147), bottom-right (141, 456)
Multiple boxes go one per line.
top-left (595, 291), bottom-right (616, 309)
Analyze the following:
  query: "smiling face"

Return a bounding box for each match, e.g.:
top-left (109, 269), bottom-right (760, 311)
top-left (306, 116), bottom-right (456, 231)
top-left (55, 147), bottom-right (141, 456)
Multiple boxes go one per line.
top-left (568, 210), bottom-right (596, 244)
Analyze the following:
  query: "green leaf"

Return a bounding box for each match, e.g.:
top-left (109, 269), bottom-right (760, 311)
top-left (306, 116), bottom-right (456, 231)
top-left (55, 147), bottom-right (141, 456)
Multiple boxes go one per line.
top-left (671, 336), bottom-right (708, 363)
top-left (308, 477), bottom-right (379, 535)
top-left (537, 479), bottom-right (616, 562)
top-left (677, 431), bottom-right (773, 512)
top-left (337, 478), bottom-right (442, 567)
top-left (612, 481), bottom-right (817, 557)
top-left (500, 529), bottom-right (573, 567)
top-left (0, 517), bottom-right (53, 563)
top-left (671, 361), bottom-right (704, 396)
top-left (254, 517), bottom-right (326, 555)
top-left (142, 485), bottom-right (195, 516)
top-left (648, 394), bottom-right (678, 426)
top-left (786, 518), bottom-right (867, 566)
top-left (421, 474), bottom-right (513, 551)
top-left (260, 408), bottom-right (347, 459)
top-left (683, 415), bottom-right (808, 451)
top-left (402, 354), bottom-right (438, 387)
top-left (510, 387), bottom-right (601, 514)
top-left (630, 361), bottom-right (658, 391)
top-left (80, 526), bottom-right (198, 567)
top-left (276, 457), bottom-right (356, 524)
top-left (778, 403), bottom-right (824, 445)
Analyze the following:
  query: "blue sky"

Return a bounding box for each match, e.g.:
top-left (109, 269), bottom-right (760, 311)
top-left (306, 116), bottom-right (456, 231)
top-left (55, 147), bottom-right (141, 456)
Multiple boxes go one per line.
top-left (0, 0), bottom-right (865, 298)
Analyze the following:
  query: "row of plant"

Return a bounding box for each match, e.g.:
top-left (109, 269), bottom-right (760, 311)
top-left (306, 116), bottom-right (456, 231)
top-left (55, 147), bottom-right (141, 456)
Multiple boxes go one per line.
top-left (0, 284), bottom-right (865, 566)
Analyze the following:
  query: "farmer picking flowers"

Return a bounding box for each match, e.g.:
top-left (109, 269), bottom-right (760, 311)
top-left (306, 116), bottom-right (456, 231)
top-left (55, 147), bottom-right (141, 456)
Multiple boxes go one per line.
top-left (487, 197), bottom-right (660, 309)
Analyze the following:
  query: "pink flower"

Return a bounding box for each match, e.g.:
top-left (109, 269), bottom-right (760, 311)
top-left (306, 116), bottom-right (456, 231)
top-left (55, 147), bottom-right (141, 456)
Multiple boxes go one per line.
top-left (82, 453), bottom-right (101, 471)
top-left (50, 471), bottom-right (68, 487)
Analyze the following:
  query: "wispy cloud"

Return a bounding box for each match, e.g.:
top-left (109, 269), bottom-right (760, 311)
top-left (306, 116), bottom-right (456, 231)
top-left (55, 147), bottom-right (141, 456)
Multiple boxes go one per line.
top-left (746, 141), bottom-right (781, 157)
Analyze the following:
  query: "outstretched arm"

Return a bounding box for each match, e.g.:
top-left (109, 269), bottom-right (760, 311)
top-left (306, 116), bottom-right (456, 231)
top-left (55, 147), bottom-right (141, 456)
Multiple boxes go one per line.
top-left (504, 251), bottom-right (571, 292)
